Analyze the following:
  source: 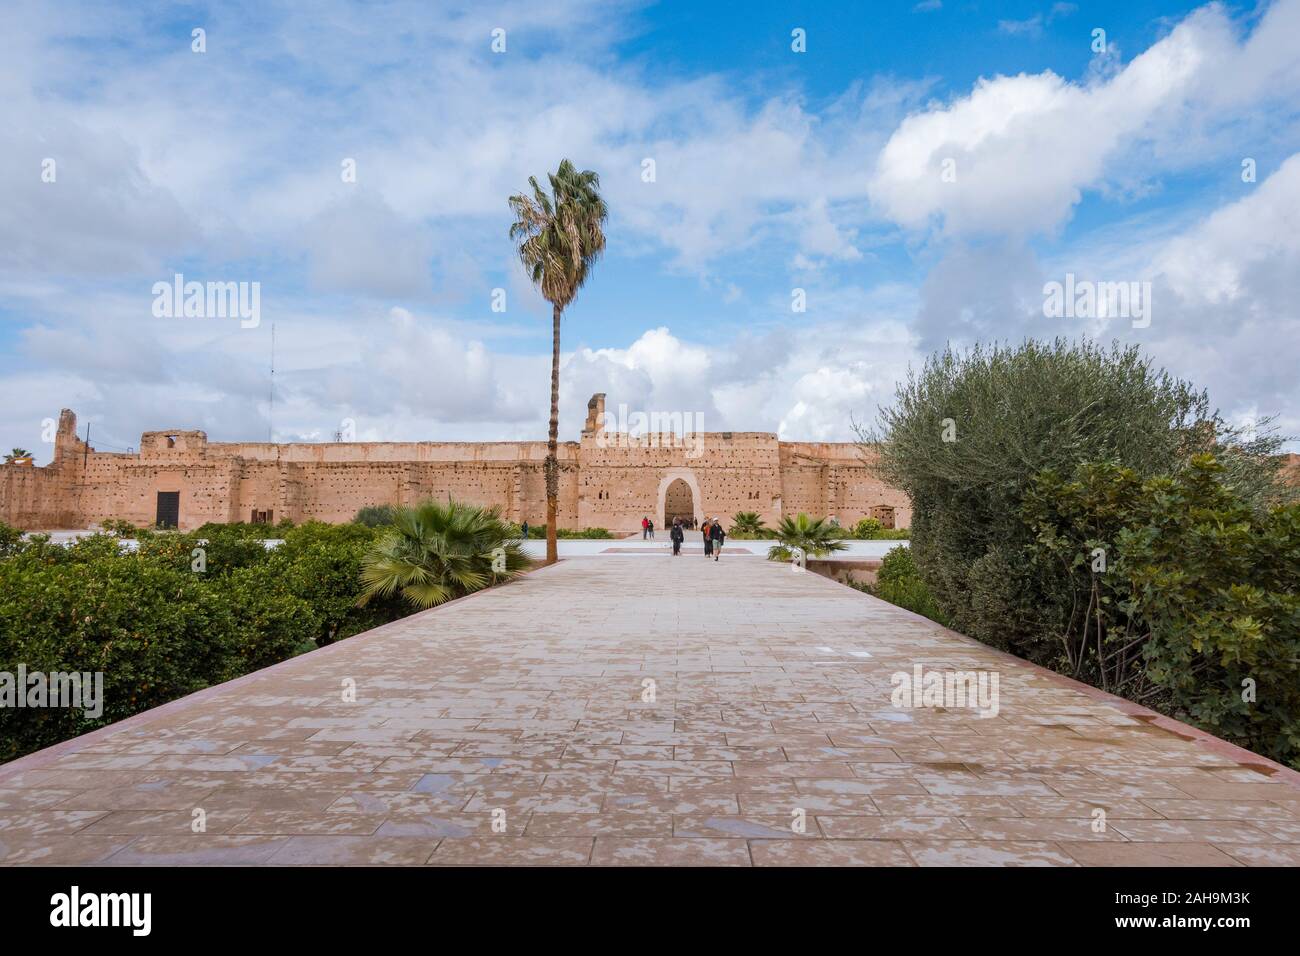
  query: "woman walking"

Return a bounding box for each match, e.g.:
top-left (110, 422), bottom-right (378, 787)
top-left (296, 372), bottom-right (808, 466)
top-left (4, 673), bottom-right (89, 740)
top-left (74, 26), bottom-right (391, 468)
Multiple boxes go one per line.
top-left (701, 517), bottom-right (713, 557)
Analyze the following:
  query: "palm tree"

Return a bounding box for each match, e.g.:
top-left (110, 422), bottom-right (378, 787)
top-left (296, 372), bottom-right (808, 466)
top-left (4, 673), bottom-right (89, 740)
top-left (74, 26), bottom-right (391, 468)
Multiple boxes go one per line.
top-left (358, 500), bottom-right (528, 609)
top-left (767, 513), bottom-right (849, 562)
top-left (509, 159), bottom-right (608, 564)
top-left (5, 448), bottom-right (33, 463)
top-left (730, 511), bottom-right (768, 538)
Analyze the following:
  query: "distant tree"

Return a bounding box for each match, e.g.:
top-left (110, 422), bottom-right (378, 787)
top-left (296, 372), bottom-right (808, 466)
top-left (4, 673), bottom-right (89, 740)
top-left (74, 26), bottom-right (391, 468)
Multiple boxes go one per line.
top-left (5, 448), bottom-right (33, 463)
top-left (353, 504), bottom-right (397, 528)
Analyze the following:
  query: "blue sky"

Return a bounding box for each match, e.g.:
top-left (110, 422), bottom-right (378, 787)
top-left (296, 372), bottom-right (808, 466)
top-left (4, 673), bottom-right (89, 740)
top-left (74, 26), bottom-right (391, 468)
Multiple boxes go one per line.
top-left (2, 0), bottom-right (1298, 459)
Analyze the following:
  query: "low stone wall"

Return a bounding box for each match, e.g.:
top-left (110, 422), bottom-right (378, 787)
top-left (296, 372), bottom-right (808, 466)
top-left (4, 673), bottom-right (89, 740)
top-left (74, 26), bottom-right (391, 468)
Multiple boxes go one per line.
top-left (806, 558), bottom-right (882, 587)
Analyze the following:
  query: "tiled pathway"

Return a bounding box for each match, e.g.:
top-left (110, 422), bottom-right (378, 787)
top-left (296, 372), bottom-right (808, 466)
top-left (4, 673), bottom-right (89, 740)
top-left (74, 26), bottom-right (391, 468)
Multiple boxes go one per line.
top-left (3, 555), bottom-right (1299, 866)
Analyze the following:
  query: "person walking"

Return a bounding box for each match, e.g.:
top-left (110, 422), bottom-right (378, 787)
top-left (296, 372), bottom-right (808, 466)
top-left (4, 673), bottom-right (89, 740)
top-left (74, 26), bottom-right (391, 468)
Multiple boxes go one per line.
top-left (641, 516), bottom-right (649, 540)
top-left (701, 517), bottom-right (713, 557)
top-left (670, 518), bottom-right (684, 556)
top-left (710, 518), bottom-right (725, 561)
top-left (648, 518), bottom-right (655, 540)
top-left (521, 520), bottom-right (529, 540)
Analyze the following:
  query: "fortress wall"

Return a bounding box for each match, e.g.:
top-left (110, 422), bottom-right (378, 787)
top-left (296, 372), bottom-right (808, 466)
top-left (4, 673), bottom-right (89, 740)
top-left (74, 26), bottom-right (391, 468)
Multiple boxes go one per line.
top-left (201, 439), bottom-right (564, 464)
top-left (0, 463), bottom-right (75, 528)
top-left (66, 455), bottom-right (240, 529)
top-left (778, 444), bottom-right (911, 528)
top-left (5, 404), bottom-right (910, 532)
top-left (577, 431), bottom-right (787, 531)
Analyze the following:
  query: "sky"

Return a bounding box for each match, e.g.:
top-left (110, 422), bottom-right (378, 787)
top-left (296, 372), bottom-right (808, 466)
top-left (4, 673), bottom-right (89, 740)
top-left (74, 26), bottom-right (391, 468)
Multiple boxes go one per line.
top-left (2, 0), bottom-right (1299, 461)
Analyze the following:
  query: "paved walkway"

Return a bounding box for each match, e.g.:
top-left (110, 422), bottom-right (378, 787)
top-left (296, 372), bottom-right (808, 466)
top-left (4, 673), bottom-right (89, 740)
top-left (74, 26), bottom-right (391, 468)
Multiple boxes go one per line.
top-left (3, 555), bottom-right (1299, 866)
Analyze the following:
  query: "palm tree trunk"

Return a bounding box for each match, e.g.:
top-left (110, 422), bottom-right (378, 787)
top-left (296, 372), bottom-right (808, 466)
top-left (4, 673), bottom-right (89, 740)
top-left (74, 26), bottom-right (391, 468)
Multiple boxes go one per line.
top-left (546, 302), bottom-right (561, 565)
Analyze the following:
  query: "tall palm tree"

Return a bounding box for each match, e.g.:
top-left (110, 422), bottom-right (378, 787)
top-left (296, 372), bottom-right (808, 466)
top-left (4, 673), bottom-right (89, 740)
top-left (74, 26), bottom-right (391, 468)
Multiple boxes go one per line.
top-left (509, 159), bottom-right (608, 564)
top-left (768, 513), bottom-right (849, 562)
top-left (357, 500), bottom-right (528, 609)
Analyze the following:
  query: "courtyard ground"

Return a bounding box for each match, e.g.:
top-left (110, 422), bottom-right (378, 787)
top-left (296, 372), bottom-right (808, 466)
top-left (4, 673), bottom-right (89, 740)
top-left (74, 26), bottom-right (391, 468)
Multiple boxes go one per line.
top-left (2, 553), bottom-right (1299, 866)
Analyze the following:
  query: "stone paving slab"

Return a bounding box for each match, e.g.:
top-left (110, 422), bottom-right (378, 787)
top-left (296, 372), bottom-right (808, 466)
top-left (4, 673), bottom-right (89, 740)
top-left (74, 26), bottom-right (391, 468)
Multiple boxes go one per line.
top-left (3, 555), bottom-right (1300, 866)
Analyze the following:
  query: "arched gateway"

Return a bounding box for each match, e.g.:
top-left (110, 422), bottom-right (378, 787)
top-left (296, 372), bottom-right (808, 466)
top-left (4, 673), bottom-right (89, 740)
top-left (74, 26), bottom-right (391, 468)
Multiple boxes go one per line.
top-left (663, 478), bottom-right (693, 526)
top-left (655, 469), bottom-right (701, 528)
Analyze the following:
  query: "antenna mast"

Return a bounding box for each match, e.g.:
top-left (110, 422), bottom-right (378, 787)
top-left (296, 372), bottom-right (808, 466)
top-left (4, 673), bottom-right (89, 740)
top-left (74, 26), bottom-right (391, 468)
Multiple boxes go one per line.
top-left (268, 322), bottom-right (275, 442)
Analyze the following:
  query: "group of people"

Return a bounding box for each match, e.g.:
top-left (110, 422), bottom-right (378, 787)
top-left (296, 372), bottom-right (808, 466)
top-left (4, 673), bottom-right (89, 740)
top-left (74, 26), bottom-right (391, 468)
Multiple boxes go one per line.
top-left (658, 515), bottom-right (725, 560)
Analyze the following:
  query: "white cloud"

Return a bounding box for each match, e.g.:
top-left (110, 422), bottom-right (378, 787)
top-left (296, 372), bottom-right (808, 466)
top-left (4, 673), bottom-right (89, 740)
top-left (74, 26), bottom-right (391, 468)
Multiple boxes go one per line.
top-left (868, 2), bottom-right (1300, 238)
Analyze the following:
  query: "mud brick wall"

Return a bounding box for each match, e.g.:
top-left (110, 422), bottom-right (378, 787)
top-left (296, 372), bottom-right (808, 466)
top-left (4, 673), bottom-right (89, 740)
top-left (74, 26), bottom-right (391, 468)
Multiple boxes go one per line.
top-left (0, 403), bottom-right (909, 533)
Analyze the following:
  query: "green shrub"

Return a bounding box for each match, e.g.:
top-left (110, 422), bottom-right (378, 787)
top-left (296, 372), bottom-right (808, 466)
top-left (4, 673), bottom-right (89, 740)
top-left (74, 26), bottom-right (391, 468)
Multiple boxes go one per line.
top-left (353, 505), bottom-right (397, 528)
top-left (0, 516), bottom-right (412, 761)
top-left (270, 522), bottom-right (398, 645)
top-left (1025, 455), bottom-right (1300, 767)
top-left (0, 521), bottom-right (21, 558)
top-left (851, 517), bottom-right (883, 539)
top-left (222, 567), bottom-right (321, 668)
top-left (865, 338), bottom-right (1289, 664)
top-left (0, 557), bottom-right (237, 761)
top-left (557, 527), bottom-right (613, 539)
top-left (136, 528), bottom-right (271, 576)
top-left (193, 521), bottom-right (283, 540)
top-left (511, 523), bottom-right (612, 539)
top-left (868, 545), bottom-right (950, 627)
top-left (846, 518), bottom-right (911, 540)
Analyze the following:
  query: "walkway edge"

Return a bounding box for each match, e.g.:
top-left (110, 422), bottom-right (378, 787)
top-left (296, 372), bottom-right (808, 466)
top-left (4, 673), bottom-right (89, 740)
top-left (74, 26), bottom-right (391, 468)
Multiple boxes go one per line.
top-left (0, 561), bottom-right (567, 782)
top-left (823, 573), bottom-right (1300, 790)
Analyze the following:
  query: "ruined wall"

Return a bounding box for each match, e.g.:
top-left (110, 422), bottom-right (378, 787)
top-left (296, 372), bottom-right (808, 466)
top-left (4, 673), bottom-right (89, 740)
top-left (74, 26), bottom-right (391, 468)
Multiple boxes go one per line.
top-left (780, 442), bottom-right (912, 529)
top-left (1, 402), bottom-right (908, 532)
top-left (0, 462), bottom-right (75, 528)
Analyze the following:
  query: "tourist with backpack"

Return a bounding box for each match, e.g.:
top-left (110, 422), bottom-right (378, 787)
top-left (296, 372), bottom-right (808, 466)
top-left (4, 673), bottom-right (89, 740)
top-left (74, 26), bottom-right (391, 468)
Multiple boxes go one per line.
top-left (670, 518), bottom-right (684, 556)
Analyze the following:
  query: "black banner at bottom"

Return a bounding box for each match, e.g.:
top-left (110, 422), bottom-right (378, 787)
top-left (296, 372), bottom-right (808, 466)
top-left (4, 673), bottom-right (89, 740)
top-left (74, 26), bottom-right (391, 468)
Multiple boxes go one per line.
top-left (0, 864), bottom-right (1285, 942)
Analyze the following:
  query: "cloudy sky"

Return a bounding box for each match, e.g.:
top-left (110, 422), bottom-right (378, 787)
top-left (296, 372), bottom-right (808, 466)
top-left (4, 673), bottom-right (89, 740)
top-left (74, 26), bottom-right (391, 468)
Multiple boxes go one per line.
top-left (2, 0), bottom-right (1298, 461)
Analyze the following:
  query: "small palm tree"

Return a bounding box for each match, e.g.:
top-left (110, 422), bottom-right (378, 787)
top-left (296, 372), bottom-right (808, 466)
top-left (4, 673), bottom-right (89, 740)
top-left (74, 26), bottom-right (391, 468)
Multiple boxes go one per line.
top-left (358, 500), bottom-right (528, 609)
top-left (509, 159), bottom-right (608, 565)
top-left (768, 513), bottom-right (848, 562)
top-left (730, 511), bottom-right (768, 538)
top-left (6, 448), bottom-right (33, 463)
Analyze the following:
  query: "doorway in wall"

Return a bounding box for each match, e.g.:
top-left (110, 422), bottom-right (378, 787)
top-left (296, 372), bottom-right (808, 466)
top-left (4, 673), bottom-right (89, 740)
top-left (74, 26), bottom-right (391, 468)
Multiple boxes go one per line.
top-left (663, 478), bottom-right (694, 527)
top-left (155, 491), bottom-right (180, 528)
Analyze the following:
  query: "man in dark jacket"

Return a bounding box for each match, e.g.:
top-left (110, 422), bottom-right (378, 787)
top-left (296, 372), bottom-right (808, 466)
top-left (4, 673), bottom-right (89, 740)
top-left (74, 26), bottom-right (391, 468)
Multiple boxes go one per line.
top-left (670, 518), bottom-right (684, 556)
top-left (709, 519), bottom-right (725, 561)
